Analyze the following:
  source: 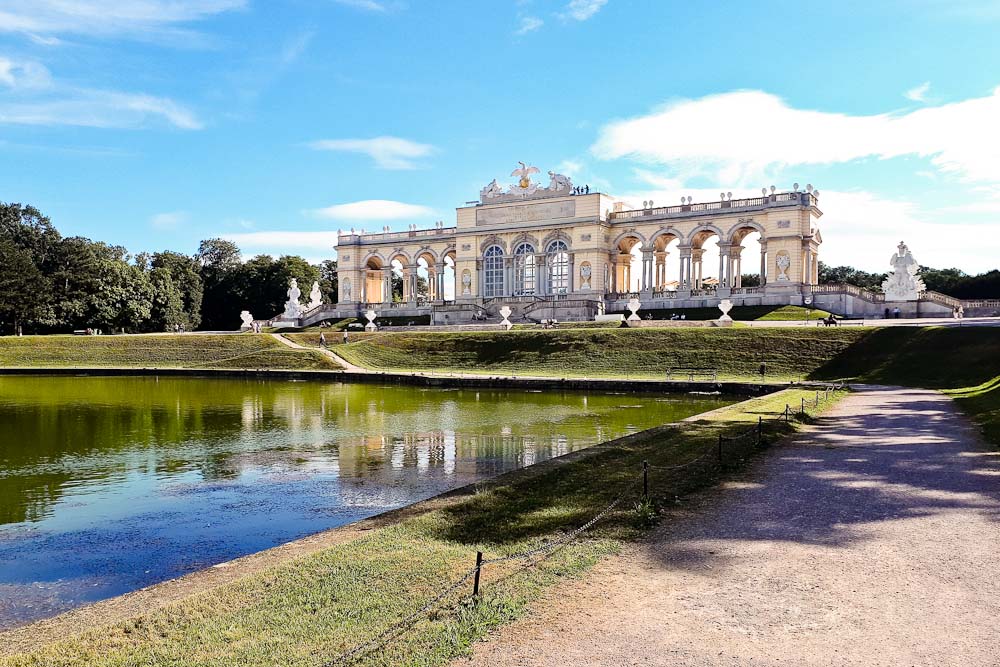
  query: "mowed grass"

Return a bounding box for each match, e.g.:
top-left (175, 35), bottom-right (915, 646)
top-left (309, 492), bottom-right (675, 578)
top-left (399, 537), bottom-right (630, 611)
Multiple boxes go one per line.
top-left (330, 327), bottom-right (871, 381)
top-left (0, 334), bottom-right (340, 370)
top-left (0, 388), bottom-right (841, 667)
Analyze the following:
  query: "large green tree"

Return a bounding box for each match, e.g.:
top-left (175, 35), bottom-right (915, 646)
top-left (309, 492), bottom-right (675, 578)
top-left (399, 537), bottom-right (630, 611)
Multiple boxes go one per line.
top-left (196, 238), bottom-right (243, 330)
top-left (0, 240), bottom-right (47, 335)
top-left (151, 251), bottom-right (203, 329)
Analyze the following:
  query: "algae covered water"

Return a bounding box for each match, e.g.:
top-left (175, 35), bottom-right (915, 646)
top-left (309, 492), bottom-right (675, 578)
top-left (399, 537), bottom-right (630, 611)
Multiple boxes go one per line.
top-left (0, 375), bottom-right (733, 628)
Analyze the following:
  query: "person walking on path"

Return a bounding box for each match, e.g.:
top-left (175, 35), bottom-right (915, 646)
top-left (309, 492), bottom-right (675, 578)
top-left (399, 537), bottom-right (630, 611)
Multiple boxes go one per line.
top-left (319, 332), bottom-right (326, 348)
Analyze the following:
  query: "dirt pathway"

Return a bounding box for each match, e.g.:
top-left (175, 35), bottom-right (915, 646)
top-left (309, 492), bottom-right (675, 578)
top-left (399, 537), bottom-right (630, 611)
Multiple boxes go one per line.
top-left (270, 332), bottom-right (366, 371)
top-left (454, 387), bottom-right (1000, 666)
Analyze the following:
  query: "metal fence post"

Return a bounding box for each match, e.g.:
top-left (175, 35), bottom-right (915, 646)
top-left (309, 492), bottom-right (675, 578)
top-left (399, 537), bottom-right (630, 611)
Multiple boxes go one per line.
top-left (642, 460), bottom-right (649, 500)
top-left (801, 397), bottom-right (805, 414)
top-left (473, 551), bottom-right (483, 597)
top-left (815, 391), bottom-right (819, 407)
top-left (718, 433), bottom-right (724, 466)
top-left (758, 415), bottom-right (763, 445)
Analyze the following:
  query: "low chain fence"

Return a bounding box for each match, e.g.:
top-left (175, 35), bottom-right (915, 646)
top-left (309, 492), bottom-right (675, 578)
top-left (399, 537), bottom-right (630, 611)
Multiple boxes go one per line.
top-left (324, 383), bottom-right (845, 666)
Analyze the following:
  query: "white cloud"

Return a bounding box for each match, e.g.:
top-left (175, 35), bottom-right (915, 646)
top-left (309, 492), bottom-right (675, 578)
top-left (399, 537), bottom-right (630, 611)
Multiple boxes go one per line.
top-left (0, 89), bottom-right (202, 129)
top-left (309, 136), bottom-right (436, 170)
top-left (592, 87), bottom-right (1000, 187)
top-left (815, 191), bottom-right (999, 273)
top-left (556, 159), bottom-right (583, 176)
top-left (905, 81), bottom-right (931, 102)
top-left (150, 211), bottom-right (187, 230)
top-left (307, 200), bottom-right (434, 221)
top-left (563, 0), bottom-right (608, 21)
top-left (0, 0), bottom-right (245, 39)
top-left (332, 0), bottom-right (387, 11)
top-left (516, 16), bottom-right (544, 34)
top-left (225, 231), bottom-right (342, 249)
top-left (0, 57), bottom-right (52, 89)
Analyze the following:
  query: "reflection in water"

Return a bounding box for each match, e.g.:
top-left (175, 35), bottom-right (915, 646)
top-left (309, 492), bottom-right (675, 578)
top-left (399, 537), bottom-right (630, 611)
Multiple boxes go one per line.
top-left (0, 376), bottom-right (733, 628)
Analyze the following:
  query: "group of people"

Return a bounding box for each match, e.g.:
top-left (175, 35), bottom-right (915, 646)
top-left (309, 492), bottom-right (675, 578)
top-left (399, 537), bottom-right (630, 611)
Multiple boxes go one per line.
top-left (572, 185), bottom-right (591, 195)
top-left (952, 305), bottom-right (966, 320)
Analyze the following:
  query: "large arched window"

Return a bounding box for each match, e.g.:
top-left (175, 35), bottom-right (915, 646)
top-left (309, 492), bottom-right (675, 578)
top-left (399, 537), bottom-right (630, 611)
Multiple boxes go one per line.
top-left (547, 240), bottom-right (569, 294)
top-left (514, 243), bottom-right (536, 296)
top-left (483, 245), bottom-right (505, 297)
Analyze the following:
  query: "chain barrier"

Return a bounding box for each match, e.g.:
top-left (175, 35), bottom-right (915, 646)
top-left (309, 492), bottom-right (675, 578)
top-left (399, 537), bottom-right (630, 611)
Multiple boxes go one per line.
top-left (324, 386), bottom-right (847, 666)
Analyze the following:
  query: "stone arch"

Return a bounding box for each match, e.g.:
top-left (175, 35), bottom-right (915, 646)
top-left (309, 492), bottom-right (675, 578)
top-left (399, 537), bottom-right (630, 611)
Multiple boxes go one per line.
top-left (415, 248), bottom-right (438, 266)
top-left (387, 249), bottom-right (411, 266)
top-left (687, 224), bottom-right (726, 248)
top-left (650, 227), bottom-right (684, 251)
top-left (363, 253), bottom-right (385, 269)
top-left (510, 232), bottom-right (540, 250)
top-left (541, 229), bottom-right (572, 250)
top-left (479, 234), bottom-right (507, 254)
top-left (613, 230), bottom-right (646, 252)
top-left (727, 220), bottom-right (766, 245)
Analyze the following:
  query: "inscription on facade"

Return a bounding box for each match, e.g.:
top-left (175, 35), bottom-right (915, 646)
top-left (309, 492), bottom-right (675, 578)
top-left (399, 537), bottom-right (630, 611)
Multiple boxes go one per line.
top-left (777, 220), bottom-right (791, 229)
top-left (476, 200), bottom-right (576, 226)
top-left (580, 233), bottom-right (592, 241)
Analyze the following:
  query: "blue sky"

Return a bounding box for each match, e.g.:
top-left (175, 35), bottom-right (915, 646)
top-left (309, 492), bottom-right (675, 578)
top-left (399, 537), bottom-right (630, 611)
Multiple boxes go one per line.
top-left (2, 0), bottom-right (999, 272)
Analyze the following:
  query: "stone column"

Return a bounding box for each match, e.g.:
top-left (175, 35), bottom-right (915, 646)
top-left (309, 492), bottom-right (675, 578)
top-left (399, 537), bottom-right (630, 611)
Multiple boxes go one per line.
top-left (568, 253), bottom-right (575, 293)
top-left (476, 260), bottom-right (483, 298)
top-left (717, 249), bottom-right (727, 289)
top-left (655, 252), bottom-right (667, 290)
top-left (759, 244), bottom-right (767, 287)
top-left (803, 248), bottom-right (812, 286)
top-left (678, 246), bottom-right (692, 291)
top-left (382, 268), bottom-right (392, 304)
top-left (731, 247), bottom-right (743, 288)
top-left (536, 254), bottom-right (547, 296)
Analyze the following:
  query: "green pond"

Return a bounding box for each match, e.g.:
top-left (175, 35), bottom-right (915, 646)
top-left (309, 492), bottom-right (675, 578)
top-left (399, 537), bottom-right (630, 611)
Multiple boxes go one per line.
top-left (0, 375), bottom-right (734, 628)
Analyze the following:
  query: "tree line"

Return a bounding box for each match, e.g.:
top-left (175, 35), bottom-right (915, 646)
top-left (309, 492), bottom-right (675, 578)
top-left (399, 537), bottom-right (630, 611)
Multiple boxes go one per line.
top-left (818, 262), bottom-right (1000, 299)
top-left (0, 203), bottom-right (337, 335)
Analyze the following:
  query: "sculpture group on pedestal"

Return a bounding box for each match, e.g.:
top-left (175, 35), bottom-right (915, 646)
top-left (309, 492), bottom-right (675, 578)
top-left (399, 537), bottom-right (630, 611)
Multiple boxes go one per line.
top-left (283, 279), bottom-right (303, 319)
top-left (882, 241), bottom-right (925, 302)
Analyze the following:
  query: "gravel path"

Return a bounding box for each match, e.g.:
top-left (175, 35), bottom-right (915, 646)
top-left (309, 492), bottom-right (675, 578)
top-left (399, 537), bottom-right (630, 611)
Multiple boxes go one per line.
top-left (454, 386), bottom-right (1000, 666)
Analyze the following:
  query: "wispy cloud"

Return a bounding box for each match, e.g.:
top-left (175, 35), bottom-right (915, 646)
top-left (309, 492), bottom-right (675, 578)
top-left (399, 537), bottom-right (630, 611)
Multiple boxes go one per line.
top-left (515, 16), bottom-right (544, 35)
top-left (0, 55), bottom-right (201, 129)
top-left (563, 0), bottom-right (608, 21)
top-left (306, 200), bottom-right (434, 221)
top-left (308, 136), bottom-right (436, 170)
top-left (150, 211), bottom-right (187, 230)
top-left (592, 86), bottom-right (1000, 186)
top-left (0, 56), bottom-right (52, 89)
top-left (332, 0), bottom-right (387, 11)
top-left (0, 88), bottom-right (202, 129)
top-left (905, 81), bottom-right (931, 102)
top-left (0, 0), bottom-right (245, 41)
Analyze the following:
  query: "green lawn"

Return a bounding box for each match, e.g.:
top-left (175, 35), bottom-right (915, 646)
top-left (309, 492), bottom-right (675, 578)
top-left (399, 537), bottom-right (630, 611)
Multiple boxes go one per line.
top-left (0, 334), bottom-right (339, 370)
top-left (609, 304), bottom-right (833, 321)
top-left (330, 327), bottom-right (870, 381)
top-left (0, 388), bottom-right (839, 667)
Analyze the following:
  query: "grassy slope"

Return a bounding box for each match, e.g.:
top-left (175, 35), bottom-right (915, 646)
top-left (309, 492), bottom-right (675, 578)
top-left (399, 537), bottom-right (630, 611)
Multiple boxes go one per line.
top-left (0, 334), bottom-right (339, 370)
top-left (331, 328), bottom-right (870, 381)
top-left (810, 326), bottom-right (1000, 445)
top-left (1, 388), bottom-right (838, 667)
top-left (610, 304), bottom-right (833, 321)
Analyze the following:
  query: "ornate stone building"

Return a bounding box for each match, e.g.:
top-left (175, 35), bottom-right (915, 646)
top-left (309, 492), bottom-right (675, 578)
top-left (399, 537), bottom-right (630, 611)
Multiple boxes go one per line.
top-left (304, 164), bottom-right (826, 325)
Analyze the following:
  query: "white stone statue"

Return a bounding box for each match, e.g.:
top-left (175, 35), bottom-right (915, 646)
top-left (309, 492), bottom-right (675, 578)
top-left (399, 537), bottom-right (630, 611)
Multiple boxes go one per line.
top-left (239, 310), bottom-right (254, 330)
top-left (882, 241), bottom-right (925, 301)
top-left (509, 161), bottom-right (541, 198)
top-left (499, 305), bottom-right (513, 331)
top-left (547, 171), bottom-right (573, 193)
top-left (308, 281), bottom-right (323, 310)
top-left (461, 271), bottom-right (472, 295)
top-left (364, 308), bottom-right (378, 332)
top-left (579, 263), bottom-right (592, 290)
top-left (341, 277), bottom-right (351, 301)
top-left (283, 278), bottom-right (303, 319)
top-left (717, 299), bottom-right (733, 322)
top-left (776, 253), bottom-right (791, 281)
top-left (480, 179), bottom-right (504, 200)
top-left (627, 297), bottom-right (642, 322)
